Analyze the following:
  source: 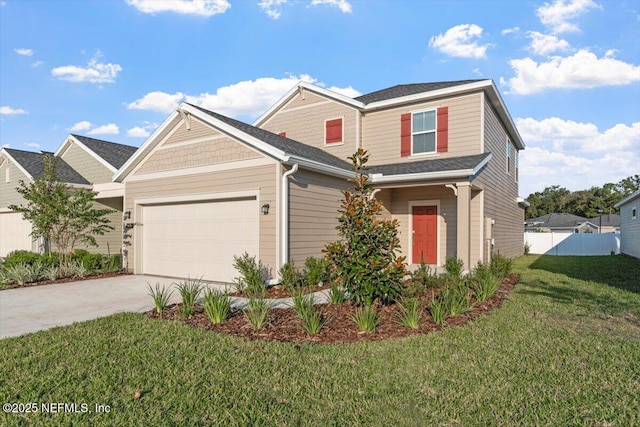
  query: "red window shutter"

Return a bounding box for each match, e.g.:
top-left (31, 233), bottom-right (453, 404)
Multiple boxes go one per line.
top-left (278, 132), bottom-right (286, 137)
top-left (325, 119), bottom-right (342, 144)
top-left (437, 107), bottom-right (448, 153)
top-left (401, 113), bottom-right (411, 157)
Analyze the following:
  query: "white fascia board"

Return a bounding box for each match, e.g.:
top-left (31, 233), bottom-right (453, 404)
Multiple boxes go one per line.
top-left (180, 103), bottom-right (288, 162)
top-left (114, 111), bottom-right (181, 182)
top-left (1, 148), bottom-right (34, 181)
top-left (286, 155), bottom-right (355, 179)
top-left (93, 182), bottom-right (124, 198)
top-left (253, 81), bottom-right (364, 127)
top-left (66, 135), bottom-right (118, 173)
top-left (614, 189), bottom-right (640, 208)
top-left (370, 154), bottom-right (491, 184)
top-left (517, 197), bottom-right (530, 207)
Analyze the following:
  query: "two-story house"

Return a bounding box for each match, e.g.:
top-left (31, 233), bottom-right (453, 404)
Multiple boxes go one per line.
top-left (114, 79), bottom-right (525, 283)
top-left (0, 134), bottom-right (137, 257)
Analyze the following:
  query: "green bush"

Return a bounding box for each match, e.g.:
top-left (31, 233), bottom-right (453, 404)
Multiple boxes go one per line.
top-left (147, 282), bottom-right (174, 314)
top-left (176, 277), bottom-right (204, 318)
top-left (444, 257), bottom-right (465, 280)
top-left (324, 149), bottom-right (407, 306)
top-left (40, 252), bottom-right (60, 268)
top-left (490, 254), bottom-right (513, 279)
top-left (233, 253), bottom-right (267, 297)
top-left (71, 249), bottom-right (104, 272)
top-left (351, 305), bottom-right (380, 332)
top-left (244, 297), bottom-right (269, 330)
top-left (405, 258), bottom-right (439, 298)
top-left (469, 262), bottom-right (500, 302)
top-left (4, 262), bottom-right (41, 285)
top-left (439, 280), bottom-right (473, 317)
top-left (203, 289), bottom-right (231, 324)
top-left (3, 250), bottom-right (41, 268)
top-left (329, 283), bottom-right (346, 304)
top-left (303, 256), bottom-right (331, 287)
top-left (279, 262), bottom-right (302, 293)
top-left (395, 298), bottom-right (423, 329)
top-left (102, 254), bottom-right (122, 273)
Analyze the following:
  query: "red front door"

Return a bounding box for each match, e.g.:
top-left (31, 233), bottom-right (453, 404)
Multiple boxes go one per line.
top-left (412, 206), bottom-right (437, 264)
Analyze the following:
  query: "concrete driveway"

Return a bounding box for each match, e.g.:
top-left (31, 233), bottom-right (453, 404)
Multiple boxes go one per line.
top-left (0, 275), bottom-right (189, 339)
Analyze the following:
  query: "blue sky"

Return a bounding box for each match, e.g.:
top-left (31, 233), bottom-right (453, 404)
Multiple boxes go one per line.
top-left (1, 0), bottom-right (638, 197)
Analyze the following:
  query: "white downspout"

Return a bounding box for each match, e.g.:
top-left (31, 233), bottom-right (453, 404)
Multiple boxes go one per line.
top-left (281, 163), bottom-right (299, 272)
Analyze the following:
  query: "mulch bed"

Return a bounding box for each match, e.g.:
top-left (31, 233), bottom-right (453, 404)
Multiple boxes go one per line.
top-left (148, 273), bottom-right (520, 344)
top-left (2, 270), bottom-right (132, 290)
top-left (229, 284), bottom-right (331, 299)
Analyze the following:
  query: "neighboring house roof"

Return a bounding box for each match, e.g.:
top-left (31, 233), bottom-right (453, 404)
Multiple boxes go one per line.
top-left (525, 213), bottom-right (594, 229)
top-left (70, 134), bottom-right (138, 169)
top-left (354, 80), bottom-right (485, 104)
top-left (614, 189), bottom-right (640, 208)
top-left (2, 148), bottom-right (90, 186)
top-left (588, 214), bottom-right (621, 227)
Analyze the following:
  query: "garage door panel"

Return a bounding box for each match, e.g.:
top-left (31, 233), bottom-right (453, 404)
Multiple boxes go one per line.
top-left (141, 198), bottom-right (258, 282)
top-left (0, 212), bottom-right (34, 257)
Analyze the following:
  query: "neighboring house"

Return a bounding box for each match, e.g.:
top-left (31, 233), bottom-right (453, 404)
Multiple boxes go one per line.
top-left (614, 190), bottom-right (640, 258)
top-left (525, 213), bottom-right (598, 233)
top-left (115, 79), bottom-right (526, 283)
top-left (588, 213), bottom-right (621, 234)
top-left (0, 135), bottom-right (138, 257)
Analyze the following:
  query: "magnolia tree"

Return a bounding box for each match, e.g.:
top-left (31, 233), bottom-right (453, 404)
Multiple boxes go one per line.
top-left (324, 149), bottom-right (407, 305)
top-left (9, 155), bottom-right (114, 267)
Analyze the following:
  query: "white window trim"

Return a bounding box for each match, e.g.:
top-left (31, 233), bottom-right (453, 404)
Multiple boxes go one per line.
top-left (515, 150), bottom-right (519, 182)
top-left (324, 116), bottom-right (344, 146)
top-left (408, 200), bottom-right (441, 266)
top-left (632, 206), bottom-right (637, 220)
top-left (506, 137), bottom-right (512, 175)
top-left (410, 109), bottom-right (438, 157)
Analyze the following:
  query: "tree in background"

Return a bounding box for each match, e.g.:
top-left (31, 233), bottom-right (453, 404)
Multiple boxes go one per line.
top-left (525, 175), bottom-right (640, 219)
top-left (9, 155), bottom-right (115, 267)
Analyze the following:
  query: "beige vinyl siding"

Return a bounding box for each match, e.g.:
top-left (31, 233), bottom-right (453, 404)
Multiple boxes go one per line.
top-left (163, 118), bottom-right (215, 145)
top-left (77, 198), bottom-right (123, 255)
top-left (0, 159), bottom-right (30, 208)
top-left (473, 98), bottom-right (523, 259)
top-left (619, 197), bottom-right (640, 258)
top-left (60, 143), bottom-right (113, 184)
top-left (135, 137), bottom-right (261, 175)
top-left (361, 92), bottom-right (483, 165)
top-left (260, 91), bottom-right (359, 161)
top-left (388, 186), bottom-right (457, 266)
top-left (288, 169), bottom-right (349, 265)
top-left (125, 164), bottom-right (278, 273)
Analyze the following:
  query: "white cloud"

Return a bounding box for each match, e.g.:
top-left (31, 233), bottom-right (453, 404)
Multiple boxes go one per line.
top-left (506, 49), bottom-right (640, 94)
top-left (68, 120), bottom-right (93, 131)
top-left (125, 0), bottom-right (230, 16)
top-left (536, 0), bottom-right (602, 33)
top-left (14, 48), bottom-right (33, 56)
top-left (501, 27), bottom-right (520, 35)
top-left (1, 143), bottom-right (9, 148)
top-left (527, 31), bottom-right (570, 55)
top-left (0, 106), bottom-right (28, 115)
top-left (309, 0), bottom-right (352, 13)
top-left (126, 127), bottom-right (150, 138)
top-left (517, 117), bottom-right (640, 195)
top-left (24, 142), bottom-right (40, 149)
top-left (87, 124), bottom-right (119, 135)
top-left (51, 51), bottom-right (122, 84)
top-left (127, 91), bottom-right (186, 113)
top-left (128, 74), bottom-right (361, 119)
top-left (31, 60), bottom-right (44, 68)
top-left (259, 0), bottom-right (288, 19)
top-left (472, 68), bottom-right (482, 76)
top-left (428, 24), bottom-right (492, 59)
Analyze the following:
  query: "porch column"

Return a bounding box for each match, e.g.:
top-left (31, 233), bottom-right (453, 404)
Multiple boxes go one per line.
top-left (456, 182), bottom-right (471, 271)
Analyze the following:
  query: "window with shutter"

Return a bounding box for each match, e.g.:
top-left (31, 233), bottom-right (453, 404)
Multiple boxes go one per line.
top-left (401, 107), bottom-right (448, 157)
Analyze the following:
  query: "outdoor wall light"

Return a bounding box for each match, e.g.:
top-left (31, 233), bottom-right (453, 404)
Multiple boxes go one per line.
top-left (123, 211), bottom-right (131, 220)
top-left (261, 204), bottom-right (270, 215)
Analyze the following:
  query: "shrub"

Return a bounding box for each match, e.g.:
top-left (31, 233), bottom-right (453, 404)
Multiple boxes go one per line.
top-left (40, 252), bottom-right (60, 268)
top-left (71, 249), bottom-right (103, 272)
top-left (324, 149), bottom-right (407, 306)
top-left (279, 262), bottom-right (302, 293)
top-left (291, 292), bottom-right (325, 335)
top-left (102, 254), bottom-right (122, 273)
top-left (429, 298), bottom-right (447, 325)
top-left (233, 253), bottom-right (267, 297)
top-left (524, 242), bottom-right (531, 255)
top-left (490, 254), bottom-right (513, 279)
top-left (147, 282), bottom-right (174, 314)
top-left (439, 280), bottom-right (472, 317)
top-left (71, 259), bottom-right (89, 278)
top-left (303, 256), bottom-right (331, 287)
top-left (329, 283), bottom-right (346, 304)
top-left (351, 305), bottom-right (380, 332)
top-left (4, 262), bottom-right (41, 286)
top-left (405, 258), bottom-right (438, 298)
top-left (395, 298), bottom-right (423, 329)
top-left (203, 289), bottom-right (231, 324)
top-left (469, 262), bottom-right (500, 302)
top-left (444, 257), bottom-right (465, 280)
top-left (176, 277), bottom-right (204, 318)
top-left (41, 265), bottom-right (60, 281)
top-left (3, 250), bottom-right (41, 269)
top-left (244, 297), bottom-right (269, 330)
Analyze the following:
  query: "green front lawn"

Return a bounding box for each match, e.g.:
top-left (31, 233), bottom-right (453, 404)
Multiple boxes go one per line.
top-left (1, 255), bottom-right (639, 426)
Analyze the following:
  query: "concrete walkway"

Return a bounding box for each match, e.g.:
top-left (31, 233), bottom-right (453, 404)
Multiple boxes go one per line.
top-left (0, 275), bottom-right (330, 339)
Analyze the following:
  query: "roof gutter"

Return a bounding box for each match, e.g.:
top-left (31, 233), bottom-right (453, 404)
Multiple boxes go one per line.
top-left (286, 155), bottom-right (355, 179)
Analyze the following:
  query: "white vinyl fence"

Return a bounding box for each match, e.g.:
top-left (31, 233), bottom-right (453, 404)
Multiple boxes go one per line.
top-left (524, 232), bottom-right (621, 256)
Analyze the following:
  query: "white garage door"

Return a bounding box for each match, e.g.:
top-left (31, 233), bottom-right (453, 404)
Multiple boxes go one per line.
top-left (0, 212), bottom-right (33, 257)
top-left (141, 197), bottom-right (259, 283)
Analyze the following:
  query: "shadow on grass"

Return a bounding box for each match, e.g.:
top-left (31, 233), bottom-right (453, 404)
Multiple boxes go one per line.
top-left (528, 254), bottom-right (640, 295)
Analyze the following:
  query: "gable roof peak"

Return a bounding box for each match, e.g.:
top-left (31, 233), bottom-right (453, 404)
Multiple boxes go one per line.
top-left (67, 134), bottom-right (138, 169)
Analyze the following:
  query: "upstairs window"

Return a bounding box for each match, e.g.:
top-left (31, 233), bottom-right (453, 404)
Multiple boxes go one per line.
top-left (412, 110), bottom-right (436, 155)
top-left (515, 150), bottom-right (519, 182)
top-left (325, 118), bottom-right (343, 145)
top-left (5, 167), bottom-right (9, 183)
top-left (506, 138), bottom-right (512, 174)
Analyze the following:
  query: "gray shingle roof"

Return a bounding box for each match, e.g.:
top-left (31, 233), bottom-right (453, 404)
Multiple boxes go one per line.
top-left (525, 213), bottom-right (591, 228)
top-left (186, 103), bottom-right (354, 172)
top-left (71, 134), bottom-right (138, 169)
top-left (368, 153), bottom-right (490, 176)
top-left (354, 80), bottom-right (486, 105)
top-left (588, 214), bottom-right (620, 227)
top-left (5, 148), bottom-right (90, 185)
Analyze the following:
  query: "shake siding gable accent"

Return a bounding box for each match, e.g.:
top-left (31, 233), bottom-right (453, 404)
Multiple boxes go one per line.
top-left (437, 107), bottom-right (449, 153)
top-left (400, 114), bottom-right (411, 157)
